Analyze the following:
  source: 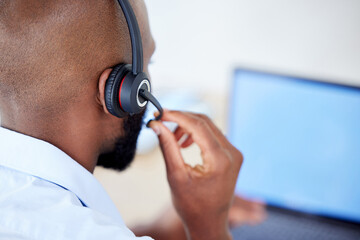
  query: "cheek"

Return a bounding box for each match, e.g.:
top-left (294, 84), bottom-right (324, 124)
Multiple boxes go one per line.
top-left (101, 118), bottom-right (124, 151)
top-left (109, 118), bottom-right (125, 137)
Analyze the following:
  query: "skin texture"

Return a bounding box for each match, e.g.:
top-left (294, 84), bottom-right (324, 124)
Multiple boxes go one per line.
top-left (0, 0), bottom-right (155, 172)
top-left (97, 110), bottom-right (145, 171)
top-left (0, 1), bottom-right (266, 239)
top-left (148, 111), bottom-right (244, 240)
top-left (133, 197), bottom-right (266, 240)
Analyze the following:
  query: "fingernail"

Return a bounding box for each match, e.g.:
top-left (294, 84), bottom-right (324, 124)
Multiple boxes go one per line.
top-left (153, 126), bottom-right (161, 136)
top-left (154, 111), bottom-right (160, 117)
top-left (149, 121), bottom-right (161, 135)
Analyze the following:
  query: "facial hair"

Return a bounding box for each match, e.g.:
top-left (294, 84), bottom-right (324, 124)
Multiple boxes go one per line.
top-left (96, 111), bottom-right (145, 171)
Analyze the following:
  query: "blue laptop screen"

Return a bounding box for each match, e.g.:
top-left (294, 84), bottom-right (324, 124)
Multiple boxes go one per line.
top-left (229, 69), bottom-right (360, 223)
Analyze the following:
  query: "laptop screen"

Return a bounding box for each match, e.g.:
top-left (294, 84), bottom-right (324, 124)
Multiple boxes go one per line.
top-left (229, 69), bottom-right (360, 223)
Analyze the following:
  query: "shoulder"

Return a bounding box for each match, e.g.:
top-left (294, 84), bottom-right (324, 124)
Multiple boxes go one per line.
top-left (0, 166), bottom-right (152, 240)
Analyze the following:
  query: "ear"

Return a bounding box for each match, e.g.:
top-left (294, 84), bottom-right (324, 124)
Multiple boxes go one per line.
top-left (97, 68), bottom-right (113, 115)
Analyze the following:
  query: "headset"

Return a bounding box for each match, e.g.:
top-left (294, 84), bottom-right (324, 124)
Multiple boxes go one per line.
top-left (105, 0), bottom-right (163, 121)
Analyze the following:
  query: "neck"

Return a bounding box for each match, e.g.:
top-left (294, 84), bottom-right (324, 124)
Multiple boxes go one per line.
top-left (1, 104), bottom-right (104, 173)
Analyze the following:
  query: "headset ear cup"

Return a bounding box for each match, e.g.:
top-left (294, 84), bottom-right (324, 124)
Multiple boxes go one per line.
top-left (104, 64), bottom-right (130, 118)
top-left (119, 72), bottom-right (150, 114)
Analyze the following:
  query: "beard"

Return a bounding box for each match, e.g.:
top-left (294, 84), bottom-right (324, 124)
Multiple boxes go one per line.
top-left (96, 111), bottom-right (145, 171)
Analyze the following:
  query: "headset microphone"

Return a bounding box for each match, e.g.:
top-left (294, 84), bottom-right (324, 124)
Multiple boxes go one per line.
top-left (104, 0), bottom-right (163, 122)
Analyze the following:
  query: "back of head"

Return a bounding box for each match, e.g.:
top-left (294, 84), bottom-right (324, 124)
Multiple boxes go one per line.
top-left (0, 0), bottom-right (130, 118)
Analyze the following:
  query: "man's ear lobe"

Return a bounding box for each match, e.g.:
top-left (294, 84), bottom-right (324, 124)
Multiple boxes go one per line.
top-left (97, 68), bottom-right (113, 114)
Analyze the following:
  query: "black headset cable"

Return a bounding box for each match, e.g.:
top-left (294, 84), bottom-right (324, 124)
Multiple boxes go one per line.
top-left (139, 89), bottom-right (164, 124)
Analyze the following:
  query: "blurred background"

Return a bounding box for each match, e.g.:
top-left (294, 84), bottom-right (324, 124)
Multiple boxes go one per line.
top-left (94, 0), bottom-right (360, 229)
top-left (146, 0), bottom-right (360, 94)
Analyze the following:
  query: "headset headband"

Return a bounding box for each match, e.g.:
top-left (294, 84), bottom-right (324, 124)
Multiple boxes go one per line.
top-left (117, 0), bottom-right (143, 75)
top-left (114, 0), bottom-right (163, 122)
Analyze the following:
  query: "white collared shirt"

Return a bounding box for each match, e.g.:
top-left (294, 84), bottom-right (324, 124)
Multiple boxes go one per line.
top-left (0, 127), bottom-right (152, 240)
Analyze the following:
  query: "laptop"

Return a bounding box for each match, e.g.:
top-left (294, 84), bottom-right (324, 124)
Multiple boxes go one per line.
top-left (228, 68), bottom-right (360, 240)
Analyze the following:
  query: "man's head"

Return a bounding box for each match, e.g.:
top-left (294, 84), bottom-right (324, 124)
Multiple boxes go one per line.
top-left (0, 0), bottom-right (155, 172)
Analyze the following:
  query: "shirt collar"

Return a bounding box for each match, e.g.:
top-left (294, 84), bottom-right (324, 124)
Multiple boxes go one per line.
top-left (0, 127), bottom-right (124, 224)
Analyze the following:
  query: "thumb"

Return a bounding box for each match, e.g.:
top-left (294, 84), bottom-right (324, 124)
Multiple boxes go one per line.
top-left (148, 121), bottom-right (186, 176)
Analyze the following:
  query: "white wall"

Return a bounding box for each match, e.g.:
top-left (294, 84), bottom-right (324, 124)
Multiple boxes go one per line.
top-left (145, 0), bottom-right (360, 95)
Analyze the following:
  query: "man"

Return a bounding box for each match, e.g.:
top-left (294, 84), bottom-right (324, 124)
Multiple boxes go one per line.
top-left (0, 0), bottom-right (263, 239)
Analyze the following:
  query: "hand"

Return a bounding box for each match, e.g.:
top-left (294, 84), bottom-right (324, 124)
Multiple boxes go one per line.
top-left (149, 110), bottom-right (243, 240)
top-left (132, 196), bottom-right (266, 240)
top-left (228, 196), bottom-right (266, 227)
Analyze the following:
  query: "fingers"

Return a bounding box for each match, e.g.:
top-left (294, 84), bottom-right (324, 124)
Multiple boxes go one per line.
top-left (174, 127), bottom-right (185, 141)
top-left (174, 127), bottom-right (194, 148)
top-left (190, 113), bottom-right (243, 169)
top-left (149, 110), bottom-right (245, 237)
top-left (180, 136), bottom-right (194, 148)
top-left (228, 196), bottom-right (267, 227)
top-left (193, 113), bottom-right (232, 148)
top-left (152, 110), bottom-right (242, 176)
top-left (229, 207), bottom-right (266, 227)
top-left (162, 110), bottom-right (227, 146)
top-left (148, 121), bottom-right (186, 176)
top-left (157, 110), bottom-right (222, 157)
